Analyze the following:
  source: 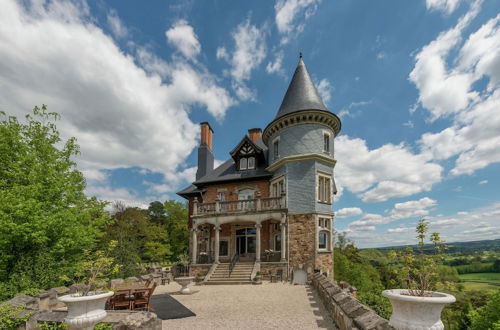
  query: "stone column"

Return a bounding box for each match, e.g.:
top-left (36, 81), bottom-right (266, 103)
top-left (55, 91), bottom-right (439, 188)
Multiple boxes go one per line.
top-left (192, 227), bottom-right (198, 264)
top-left (280, 223), bottom-right (286, 262)
top-left (255, 223), bottom-right (262, 262)
top-left (214, 225), bottom-right (221, 264)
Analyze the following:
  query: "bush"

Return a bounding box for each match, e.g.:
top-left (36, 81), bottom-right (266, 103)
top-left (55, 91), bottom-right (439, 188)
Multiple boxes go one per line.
top-left (0, 305), bottom-right (33, 330)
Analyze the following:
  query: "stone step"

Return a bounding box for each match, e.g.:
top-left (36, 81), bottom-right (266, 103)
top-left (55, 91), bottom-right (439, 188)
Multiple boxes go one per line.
top-left (205, 280), bottom-right (254, 285)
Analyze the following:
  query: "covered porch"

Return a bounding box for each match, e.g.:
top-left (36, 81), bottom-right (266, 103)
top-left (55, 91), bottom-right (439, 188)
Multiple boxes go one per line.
top-left (190, 216), bottom-right (287, 265)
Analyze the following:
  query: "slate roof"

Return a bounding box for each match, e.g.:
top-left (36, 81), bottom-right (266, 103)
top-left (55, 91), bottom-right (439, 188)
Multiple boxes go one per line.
top-left (177, 137), bottom-right (272, 197)
top-left (275, 57), bottom-right (328, 119)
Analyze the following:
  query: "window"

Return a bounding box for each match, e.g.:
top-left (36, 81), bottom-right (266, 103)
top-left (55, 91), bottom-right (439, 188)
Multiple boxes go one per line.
top-left (273, 138), bottom-right (279, 159)
top-left (239, 157), bottom-right (247, 170)
top-left (219, 240), bottom-right (228, 257)
top-left (274, 234), bottom-right (281, 251)
top-left (318, 217), bottom-right (330, 229)
top-left (318, 231), bottom-right (329, 250)
top-left (318, 174), bottom-right (332, 203)
top-left (248, 156), bottom-right (255, 169)
top-left (217, 192), bottom-right (226, 201)
top-left (323, 133), bottom-right (330, 153)
top-left (271, 176), bottom-right (285, 197)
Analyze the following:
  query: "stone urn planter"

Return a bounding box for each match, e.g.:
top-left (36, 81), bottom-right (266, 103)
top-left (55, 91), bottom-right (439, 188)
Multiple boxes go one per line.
top-left (174, 276), bottom-right (194, 294)
top-left (58, 291), bottom-right (114, 330)
top-left (382, 289), bottom-right (455, 330)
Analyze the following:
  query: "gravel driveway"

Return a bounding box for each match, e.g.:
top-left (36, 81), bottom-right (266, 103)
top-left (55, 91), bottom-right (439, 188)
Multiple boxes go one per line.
top-left (156, 282), bottom-right (337, 329)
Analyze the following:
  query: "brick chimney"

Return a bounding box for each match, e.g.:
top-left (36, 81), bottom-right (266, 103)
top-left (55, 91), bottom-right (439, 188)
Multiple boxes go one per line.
top-left (248, 128), bottom-right (262, 142)
top-left (196, 122), bottom-right (214, 180)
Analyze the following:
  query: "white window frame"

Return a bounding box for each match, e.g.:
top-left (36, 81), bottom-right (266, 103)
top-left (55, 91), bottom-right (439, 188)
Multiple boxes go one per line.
top-left (317, 215), bottom-right (333, 252)
top-left (316, 171), bottom-right (333, 204)
top-left (270, 175), bottom-right (285, 197)
top-left (239, 157), bottom-right (248, 170)
top-left (323, 130), bottom-right (331, 154)
top-left (247, 156), bottom-right (255, 169)
top-left (272, 137), bottom-right (280, 160)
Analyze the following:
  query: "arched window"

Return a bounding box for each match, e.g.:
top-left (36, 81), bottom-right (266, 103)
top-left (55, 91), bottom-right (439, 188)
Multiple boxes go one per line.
top-left (247, 156), bottom-right (255, 169)
top-left (318, 230), bottom-right (330, 250)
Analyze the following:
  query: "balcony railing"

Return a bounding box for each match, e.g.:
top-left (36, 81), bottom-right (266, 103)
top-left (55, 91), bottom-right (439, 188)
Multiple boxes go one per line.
top-left (193, 194), bottom-right (286, 217)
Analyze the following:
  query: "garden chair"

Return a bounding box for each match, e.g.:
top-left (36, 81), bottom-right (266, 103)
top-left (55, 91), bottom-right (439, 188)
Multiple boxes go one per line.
top-left (132, 282), bottom-right (157, 311)
top-left (276, 268), bottom-right (284, 282)
top-left (110, 289), bottom-right (132, 310)
top-left (144, 279), bottom-right (152, 288)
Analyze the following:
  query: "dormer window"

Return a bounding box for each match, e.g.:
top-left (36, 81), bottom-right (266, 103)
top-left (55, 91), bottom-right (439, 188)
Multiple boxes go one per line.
top-left (239, 158), bottom-right (247, 170)
top-left (248, 156), bottom-right (255, 169)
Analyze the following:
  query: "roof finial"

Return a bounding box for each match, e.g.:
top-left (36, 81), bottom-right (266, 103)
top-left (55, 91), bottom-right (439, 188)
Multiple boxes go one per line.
top-left (299, 52), bottom-right (303, 59)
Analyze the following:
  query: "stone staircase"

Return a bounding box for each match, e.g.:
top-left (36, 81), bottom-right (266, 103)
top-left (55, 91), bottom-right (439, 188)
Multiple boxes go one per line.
top-left (205, 262), bottom-right (254, 285)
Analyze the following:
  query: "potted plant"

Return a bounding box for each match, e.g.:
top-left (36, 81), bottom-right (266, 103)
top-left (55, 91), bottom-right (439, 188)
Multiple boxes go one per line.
top-left (382, 219), bottom-right (455, 330)
top-left (173, 254), bottom-right (194, 294)
top-left (253, 271), bottom-right (262, 284)
top-left (58, 242), bottom-right (118, 330)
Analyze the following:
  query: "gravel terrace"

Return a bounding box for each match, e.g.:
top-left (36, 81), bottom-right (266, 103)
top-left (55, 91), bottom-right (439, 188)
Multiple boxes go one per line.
top-left (156, 282), bottom-right (337, 330)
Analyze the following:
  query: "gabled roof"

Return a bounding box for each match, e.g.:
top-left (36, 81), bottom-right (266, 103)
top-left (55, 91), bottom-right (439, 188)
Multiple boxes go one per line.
top-left (229, 135), bottom-right (263, 159)
top-left (275, 57), bottom-right (328, 119)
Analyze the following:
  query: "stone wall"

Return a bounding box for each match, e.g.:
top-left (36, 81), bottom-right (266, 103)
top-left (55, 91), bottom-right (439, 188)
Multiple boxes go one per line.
top-left (315, 252), bottom-right (333, 280)
top-left (312, 273), bottom-right (393, 330)
top-left (1, 274), bottom-right (164, 329)
top-left (260, 262), bottom-right (289, 281)
top-left (288, 214), bottom-right (316, 277)
top-left (189, 264), bottom-right (211, 278)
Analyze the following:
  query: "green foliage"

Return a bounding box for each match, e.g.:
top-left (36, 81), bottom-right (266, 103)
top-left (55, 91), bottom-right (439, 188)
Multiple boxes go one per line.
top-left (0, 305), bottom-right (33, 330)
top-left (334, 233), bottom-right (392, 319)
top-left (0, 106), bottom-right (110, 301)
top-left (163, 200), bottom-right (189, 258)
top-left (468, 289), bottom-right (500, 330)
top-left (391, 218), bottom-right (446, 296)
top-left (94, 323), bottom-right (113, 330)
top-left (39, 322), bottom-right (68, 329)
top-left (63, 241), bottom-right (119, 295)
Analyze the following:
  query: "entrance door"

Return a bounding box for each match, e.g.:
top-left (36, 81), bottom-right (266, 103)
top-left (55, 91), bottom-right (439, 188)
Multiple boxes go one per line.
top-left (235, 228), bottom-right (256, 259)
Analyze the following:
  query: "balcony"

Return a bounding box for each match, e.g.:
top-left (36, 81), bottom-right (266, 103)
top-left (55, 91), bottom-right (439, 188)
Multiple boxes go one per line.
top-left (192, 194), bottom-right (287, 218)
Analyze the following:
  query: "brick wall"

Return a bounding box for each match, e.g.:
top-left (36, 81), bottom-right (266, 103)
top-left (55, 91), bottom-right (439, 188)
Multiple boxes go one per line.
top-left (201, 179), bottom-right (270, 204)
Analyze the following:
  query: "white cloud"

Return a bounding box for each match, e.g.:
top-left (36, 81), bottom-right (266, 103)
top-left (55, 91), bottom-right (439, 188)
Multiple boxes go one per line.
top-left (0, 0), bottom-right (234, 203)
top-left (337, 101), bottom-right (371, 119)
top-left (479, 180), bottom-right (488, 184)
top-left (274, 0), bottom-right (321, 44)
top-left (266, 51), bottom-right (284, 74)
top-left (415, 10), bottom-right (500, 176)
top-left (390, 197), bottom-right (437, 220)
top-left (336, 207), bottom-right (363, 218)
top-left (316, 78), bottom-right (332, 105)
top-left (388, 227), bottom-right (414, 233)
top-left (165, 19), bottom-right (201, 60)
top-left (218, 18), bottom-right (267, 101)
top-left (409, 1), bottom-right (482, 121)
top-left (336, 136), bottom-right (443, 203)
top-left (426, 0), bottom-right (463, 14)
top-left (107, 9), bottom-right (128, 39)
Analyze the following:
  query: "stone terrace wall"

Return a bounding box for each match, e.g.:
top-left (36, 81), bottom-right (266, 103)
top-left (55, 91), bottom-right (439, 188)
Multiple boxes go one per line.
top-left (311, 273), bottom-right (393, 330)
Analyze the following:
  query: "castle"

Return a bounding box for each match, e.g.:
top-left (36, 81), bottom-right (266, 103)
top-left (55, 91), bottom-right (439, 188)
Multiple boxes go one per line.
top-left (178, 56), bottom-right (341, 283)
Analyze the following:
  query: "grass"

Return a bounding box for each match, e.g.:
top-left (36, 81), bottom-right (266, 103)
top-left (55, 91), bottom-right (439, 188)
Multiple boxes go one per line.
top-left (459, 273), bottom-right (500, 292)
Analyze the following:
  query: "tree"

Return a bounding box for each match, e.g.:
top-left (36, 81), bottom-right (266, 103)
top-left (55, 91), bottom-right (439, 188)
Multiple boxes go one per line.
top-left (0, 106), bottom-right (109, 300)
top-left (468, 289), bottom-right (500, 330)
top-left (163, 200), bottom-right (189, 258)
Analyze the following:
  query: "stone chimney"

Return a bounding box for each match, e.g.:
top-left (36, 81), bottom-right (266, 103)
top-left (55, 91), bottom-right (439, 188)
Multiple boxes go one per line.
top-left (196, 122), bottom-right (214, 180)
top-left (248, 128), bottom-right (262, 142)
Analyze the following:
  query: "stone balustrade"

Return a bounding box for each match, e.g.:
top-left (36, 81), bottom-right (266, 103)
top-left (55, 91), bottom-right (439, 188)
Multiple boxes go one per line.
top-left (192, 195), bottom-right (286, 217)
top-left (311, 273), bottom-right (393, 330)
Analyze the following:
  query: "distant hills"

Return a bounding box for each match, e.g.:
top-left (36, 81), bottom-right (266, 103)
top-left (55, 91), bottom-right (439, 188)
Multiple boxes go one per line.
top-left (371, 238), bottom-right (500, 253)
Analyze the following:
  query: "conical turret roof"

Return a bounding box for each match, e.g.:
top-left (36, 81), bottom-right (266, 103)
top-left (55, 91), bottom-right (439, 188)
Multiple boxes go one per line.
top-left (275, 56), bottom-right (328, 119)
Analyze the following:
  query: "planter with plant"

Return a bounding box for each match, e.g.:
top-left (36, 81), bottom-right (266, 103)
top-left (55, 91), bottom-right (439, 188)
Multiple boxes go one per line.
top-left (253, 271), bottom-right (262, 284)
top-left (382, 219), bottom-right (455, 330)
top-left (173, 254), bottom-right (194, 294)
top-left (58, 242), bottom-right (118, 330)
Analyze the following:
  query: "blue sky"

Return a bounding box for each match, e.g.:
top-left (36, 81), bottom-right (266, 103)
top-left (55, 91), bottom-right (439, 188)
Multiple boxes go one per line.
top-left (0, 0), bottom-right (499, 247)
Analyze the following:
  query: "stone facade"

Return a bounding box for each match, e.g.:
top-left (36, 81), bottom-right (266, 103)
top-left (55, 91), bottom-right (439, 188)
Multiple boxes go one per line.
top-left (288, 214), bottom-right (316, 276)
top-left (312, 273), bottom-right (393, 330)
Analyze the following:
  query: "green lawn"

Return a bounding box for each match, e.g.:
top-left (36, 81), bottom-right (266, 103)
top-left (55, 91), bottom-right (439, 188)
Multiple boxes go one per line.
top-left (459, 273), bottom-right (500, 292)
